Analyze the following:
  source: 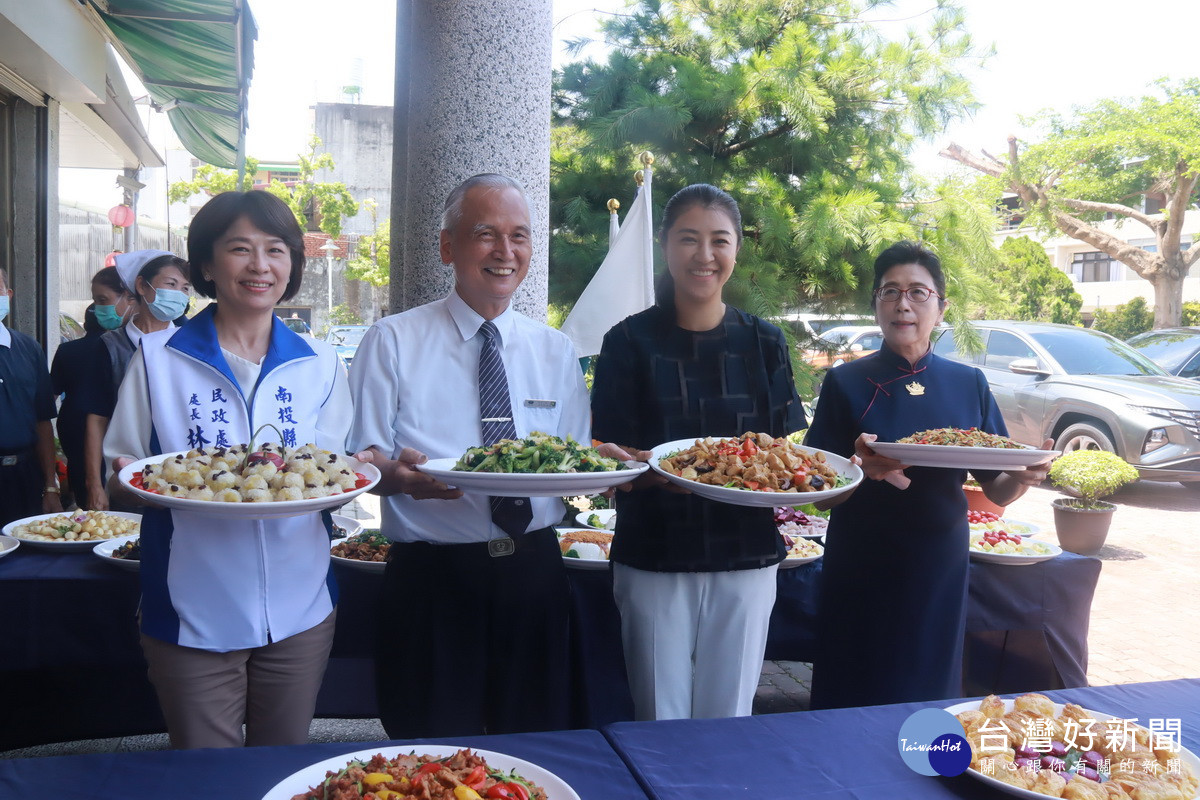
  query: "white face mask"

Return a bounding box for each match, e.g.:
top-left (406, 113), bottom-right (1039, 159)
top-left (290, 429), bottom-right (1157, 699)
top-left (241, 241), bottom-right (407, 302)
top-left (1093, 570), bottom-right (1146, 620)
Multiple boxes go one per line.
top-left (0, 294), bottom-right (9, 324)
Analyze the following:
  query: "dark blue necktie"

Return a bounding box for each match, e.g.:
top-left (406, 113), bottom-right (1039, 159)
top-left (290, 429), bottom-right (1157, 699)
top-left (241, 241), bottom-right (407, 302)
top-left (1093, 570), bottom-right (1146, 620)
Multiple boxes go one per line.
top-left (478, 320), bottom-right (532, 546)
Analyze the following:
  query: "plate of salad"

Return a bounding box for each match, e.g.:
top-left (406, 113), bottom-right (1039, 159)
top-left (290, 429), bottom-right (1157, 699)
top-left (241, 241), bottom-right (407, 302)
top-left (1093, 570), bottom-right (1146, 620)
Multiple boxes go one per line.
top-left (416, 432), bottom-right (648, 497)
top-left (576, 509), bottom-right (617, 530)
top-left (649, 433), bottom-right (861, 508)
top-left (870, 428), bottom-right (1058, 470)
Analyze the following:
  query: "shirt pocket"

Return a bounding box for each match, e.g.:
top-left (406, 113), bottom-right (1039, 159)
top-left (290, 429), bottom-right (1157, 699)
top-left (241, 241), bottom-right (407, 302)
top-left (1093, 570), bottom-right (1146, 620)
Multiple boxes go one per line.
top-left (519, 399), bottom-right (563, 438)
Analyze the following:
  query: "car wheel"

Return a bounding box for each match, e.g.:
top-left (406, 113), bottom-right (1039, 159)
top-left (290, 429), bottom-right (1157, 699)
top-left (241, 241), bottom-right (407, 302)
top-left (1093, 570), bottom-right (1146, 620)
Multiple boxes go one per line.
top-left (1055, 422), bottom-right (1116, 455)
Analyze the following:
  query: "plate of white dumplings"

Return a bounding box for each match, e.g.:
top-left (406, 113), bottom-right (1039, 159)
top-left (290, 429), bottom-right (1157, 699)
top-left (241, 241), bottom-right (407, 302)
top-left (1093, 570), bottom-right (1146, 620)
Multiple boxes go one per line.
top-left (118, 443), bottom-right (380, 519)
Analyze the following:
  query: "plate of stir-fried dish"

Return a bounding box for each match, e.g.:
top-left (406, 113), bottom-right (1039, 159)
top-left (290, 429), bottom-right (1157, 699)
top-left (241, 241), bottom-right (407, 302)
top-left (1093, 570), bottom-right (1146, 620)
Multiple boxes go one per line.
top-left (650, 432), bottom-right (862, 508)
top-left (263, 745), bottom-right (578, 800)
top-left (870, 427), bottom-right (1058, 471)
top-left (417, 432), bottom-right (647, 497)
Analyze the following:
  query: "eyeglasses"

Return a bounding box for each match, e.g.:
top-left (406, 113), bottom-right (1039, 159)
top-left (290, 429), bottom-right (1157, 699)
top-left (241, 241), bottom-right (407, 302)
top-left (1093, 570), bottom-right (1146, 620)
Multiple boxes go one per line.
top-left (874, 286), bottom-right (940, 304)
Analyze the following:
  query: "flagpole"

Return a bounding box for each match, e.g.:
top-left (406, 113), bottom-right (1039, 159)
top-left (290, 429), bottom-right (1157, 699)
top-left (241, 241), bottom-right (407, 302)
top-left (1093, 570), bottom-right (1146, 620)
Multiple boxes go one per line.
top-left (607, 198), bottom-right (620, 249)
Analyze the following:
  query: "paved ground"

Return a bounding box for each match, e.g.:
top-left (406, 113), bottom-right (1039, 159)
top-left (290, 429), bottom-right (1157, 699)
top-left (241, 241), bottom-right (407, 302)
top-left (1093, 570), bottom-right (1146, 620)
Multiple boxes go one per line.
top-left (6, 479), bottom-right (1196, 759)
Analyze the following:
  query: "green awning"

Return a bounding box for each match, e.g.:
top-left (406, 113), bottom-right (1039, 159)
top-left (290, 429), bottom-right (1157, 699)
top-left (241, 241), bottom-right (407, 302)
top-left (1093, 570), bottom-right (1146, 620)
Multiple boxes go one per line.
top-left (88, 1), bottom-right (256, 170)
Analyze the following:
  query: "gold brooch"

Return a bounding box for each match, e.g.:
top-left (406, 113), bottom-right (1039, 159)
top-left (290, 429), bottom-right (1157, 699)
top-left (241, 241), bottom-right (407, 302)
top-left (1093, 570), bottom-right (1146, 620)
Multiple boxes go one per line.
top-left (906, 381), bottom-right (925, 396)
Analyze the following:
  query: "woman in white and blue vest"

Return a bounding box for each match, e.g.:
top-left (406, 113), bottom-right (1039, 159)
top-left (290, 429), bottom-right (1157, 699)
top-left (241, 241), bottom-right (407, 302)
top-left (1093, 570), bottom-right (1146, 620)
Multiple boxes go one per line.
top-left (104, 191), bottom-right (352, 749)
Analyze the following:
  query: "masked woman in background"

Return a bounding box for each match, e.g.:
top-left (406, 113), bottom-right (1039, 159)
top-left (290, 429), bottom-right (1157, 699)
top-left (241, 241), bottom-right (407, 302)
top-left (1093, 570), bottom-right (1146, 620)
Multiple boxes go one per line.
top-left (83, 251), bottom-right (190, 510)
top-left (50, 267), bottom-right (133, 509)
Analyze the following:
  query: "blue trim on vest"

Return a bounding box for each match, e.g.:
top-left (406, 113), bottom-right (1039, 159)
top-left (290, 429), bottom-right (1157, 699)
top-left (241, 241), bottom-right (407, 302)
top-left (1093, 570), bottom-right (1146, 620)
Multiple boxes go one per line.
top-left (165, 305), bottom-right (317, 402)
top-left (320, 508), bottom-right (340, 606)
top-left (139, 506), bottom-right (180, 643)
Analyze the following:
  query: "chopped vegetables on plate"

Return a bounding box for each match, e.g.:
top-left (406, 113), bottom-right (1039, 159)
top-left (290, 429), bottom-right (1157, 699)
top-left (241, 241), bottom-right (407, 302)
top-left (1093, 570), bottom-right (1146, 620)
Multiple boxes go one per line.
top-left (658, 432), bottom-right (846, 493)
top-left (453, 432), bottom-right (625, 474)
top-left (897, 427), bottom-right (1024, 449)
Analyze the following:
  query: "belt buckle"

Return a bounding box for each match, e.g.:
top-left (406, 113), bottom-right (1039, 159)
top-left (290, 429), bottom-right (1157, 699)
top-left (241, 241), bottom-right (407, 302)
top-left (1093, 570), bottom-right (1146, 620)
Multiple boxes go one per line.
top-left (0, 455), bottom-right (17, 467)
top-left (487, 537), bottom-right (515, 558)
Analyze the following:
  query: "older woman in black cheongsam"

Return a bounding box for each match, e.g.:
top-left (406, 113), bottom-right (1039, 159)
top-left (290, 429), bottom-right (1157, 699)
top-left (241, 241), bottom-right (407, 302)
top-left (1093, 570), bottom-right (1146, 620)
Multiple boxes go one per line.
top-left (591, 184), bottom-right (805, 721)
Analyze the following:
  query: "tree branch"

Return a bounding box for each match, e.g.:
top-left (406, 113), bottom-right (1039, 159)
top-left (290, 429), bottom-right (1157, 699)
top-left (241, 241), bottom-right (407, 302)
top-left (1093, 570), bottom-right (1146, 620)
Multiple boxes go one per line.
top-left (717, 123), bottom-right (792, 157)
top-left (1049, 209), bottom-right (1161, 278)
top-left (1058, 198), bottom-right (1162, 233)
top-left (1160, 162), bottom-right (1198, 266)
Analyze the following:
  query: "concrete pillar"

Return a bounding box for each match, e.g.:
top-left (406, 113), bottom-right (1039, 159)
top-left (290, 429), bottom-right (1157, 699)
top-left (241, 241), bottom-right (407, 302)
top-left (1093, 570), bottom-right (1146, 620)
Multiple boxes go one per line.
top-left (7, 97), bottom-right (56, 355)
top-left (389, 0), bottom-right (552, 319)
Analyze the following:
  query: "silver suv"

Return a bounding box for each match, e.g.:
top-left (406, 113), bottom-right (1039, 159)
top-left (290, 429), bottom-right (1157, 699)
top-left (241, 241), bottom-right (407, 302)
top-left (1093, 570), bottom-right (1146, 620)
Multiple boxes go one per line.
top-left (932, 321), bottom-right (1200, 491)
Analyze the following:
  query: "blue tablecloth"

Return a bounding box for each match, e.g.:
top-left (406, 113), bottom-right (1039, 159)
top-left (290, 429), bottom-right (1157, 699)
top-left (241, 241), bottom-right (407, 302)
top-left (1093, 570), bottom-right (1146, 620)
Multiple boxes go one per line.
top-left (0, 729), bottom-right (648, 800)
top-left (602, 678), bottom-right (1200, 800)
top-left (0, 546), bottom-right (1100, 749)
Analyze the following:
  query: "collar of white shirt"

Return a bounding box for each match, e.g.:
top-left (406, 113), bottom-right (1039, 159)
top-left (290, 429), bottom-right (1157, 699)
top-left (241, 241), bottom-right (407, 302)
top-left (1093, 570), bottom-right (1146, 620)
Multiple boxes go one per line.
top-left (0, 322), bottom-right (10, 349)
top-left (445, 289), bottom-right (518, 348)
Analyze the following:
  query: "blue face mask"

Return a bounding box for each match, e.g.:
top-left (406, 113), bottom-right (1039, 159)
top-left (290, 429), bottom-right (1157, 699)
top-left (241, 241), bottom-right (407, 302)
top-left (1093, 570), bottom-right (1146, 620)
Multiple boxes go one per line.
top-left (94, 304), bottom-right (125, 330)
top-left (144, 287), bottom-right (190, 322)
top-left (0, 294), bottom-right (8, 323)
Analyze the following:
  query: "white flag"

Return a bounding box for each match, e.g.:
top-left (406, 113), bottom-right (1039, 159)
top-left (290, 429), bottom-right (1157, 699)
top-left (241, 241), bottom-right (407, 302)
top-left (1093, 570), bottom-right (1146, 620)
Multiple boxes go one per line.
top-left (561, 168), bottom-right (656, 358)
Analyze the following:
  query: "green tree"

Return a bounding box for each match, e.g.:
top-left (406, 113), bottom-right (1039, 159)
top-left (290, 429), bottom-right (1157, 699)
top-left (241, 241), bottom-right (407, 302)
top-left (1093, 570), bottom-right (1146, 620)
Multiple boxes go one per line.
top-left (169, 136), bottom-right (360, 239)
top-left (550, 0), bottom-right (984, 319)
top-left (1182, 301), bottom-right (1200, 326)
top-left (941, 79), bottom-right (1200, 328)
top-left (973, 236), bottom-right (1083, 324)
top-left (345, 200), bottom-right (390, 288)
top-left (1092, 297), bottom-right (1154, 340)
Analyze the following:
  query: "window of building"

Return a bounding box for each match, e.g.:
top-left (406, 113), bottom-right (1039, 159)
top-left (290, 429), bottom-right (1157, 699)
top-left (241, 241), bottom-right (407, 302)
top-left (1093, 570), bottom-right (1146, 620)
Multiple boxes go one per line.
top-left (1070, 251), bottom-right (1120, 282)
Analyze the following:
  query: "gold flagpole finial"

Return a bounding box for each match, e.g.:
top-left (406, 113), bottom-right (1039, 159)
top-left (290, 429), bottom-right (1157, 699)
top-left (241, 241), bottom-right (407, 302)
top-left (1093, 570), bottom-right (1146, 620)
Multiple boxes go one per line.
top-left (639, 150), bottom-right (655, 167)
top-left (607, 198), bottom-right (620, 213)
top-left (634, 170), bottom-right (644, 187)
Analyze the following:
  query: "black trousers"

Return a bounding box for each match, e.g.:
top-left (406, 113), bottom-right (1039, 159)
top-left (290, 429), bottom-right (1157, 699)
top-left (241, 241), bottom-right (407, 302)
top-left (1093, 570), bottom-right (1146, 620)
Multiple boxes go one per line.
top-left (375, 527), bottom-right (571, 738)
top-left (0, 455), bottom-right (41, 529)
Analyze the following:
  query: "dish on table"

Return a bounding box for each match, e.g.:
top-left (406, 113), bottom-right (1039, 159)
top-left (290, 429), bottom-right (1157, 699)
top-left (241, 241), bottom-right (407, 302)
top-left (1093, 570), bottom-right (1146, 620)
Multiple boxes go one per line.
top-left (649, 434), bottom-right (861, 508)
top-left (775, 506), bottom-right (829, 539)
top-left (947, 693), bottom-right (1200, 800)
top-left (261, 744), bottom-right (579, 800)
top-left (119, 449), bottom-right (380, 519)
top-left (870, 440), bottom-right (1058, 471)
top-left (2, 511), bottom-right (141, 551)
top-left (575, 509), bottom-right (617, 530)
top-left (969, 532), bottom-right (1061, 565)
top-left (556, 527), bottom-right (612, 570)
top-left (779, 534), bottom-right (823, 568)
top-left (0, 535), bottom-right (19, 560)
top-left (329, 530), bottom-right (390, 572)
top-left (93, 536), bottom-right (141, 570)
top-left (968, 510), bottom-right (1042, 538)
top-left (417, 459), bottom-right (647, 498)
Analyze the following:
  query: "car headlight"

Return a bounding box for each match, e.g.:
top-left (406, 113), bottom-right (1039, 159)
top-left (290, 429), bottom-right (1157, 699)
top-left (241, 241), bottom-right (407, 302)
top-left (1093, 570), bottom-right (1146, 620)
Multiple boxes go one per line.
top-left (1129, 405), bottom-right (1200, 438)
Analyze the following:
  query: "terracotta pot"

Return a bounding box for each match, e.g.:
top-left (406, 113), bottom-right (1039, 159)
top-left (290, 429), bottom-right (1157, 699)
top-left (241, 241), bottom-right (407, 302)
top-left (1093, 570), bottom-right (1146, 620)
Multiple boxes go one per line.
top-left (963, 484), bottom-right (1006, 516)
top-left (1052, 498), bottom-right (1116, 556)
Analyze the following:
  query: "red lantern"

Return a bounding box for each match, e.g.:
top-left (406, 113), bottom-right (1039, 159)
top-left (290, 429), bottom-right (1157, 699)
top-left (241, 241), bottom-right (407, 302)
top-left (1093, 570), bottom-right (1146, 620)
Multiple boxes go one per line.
top-left (105, 251), bottom-right (120, 268)
top-left (108, 204), bottom-right (135, 228)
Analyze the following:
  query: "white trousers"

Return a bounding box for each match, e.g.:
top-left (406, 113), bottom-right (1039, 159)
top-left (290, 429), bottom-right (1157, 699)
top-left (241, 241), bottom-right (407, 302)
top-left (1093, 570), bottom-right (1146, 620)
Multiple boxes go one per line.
top-left (612, 562), bottom-right (779, 721)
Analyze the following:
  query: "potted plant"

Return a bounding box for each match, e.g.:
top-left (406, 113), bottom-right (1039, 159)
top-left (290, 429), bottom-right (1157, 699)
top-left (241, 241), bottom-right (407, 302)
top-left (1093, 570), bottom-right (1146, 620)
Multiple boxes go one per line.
top-left (963, 478), bottom-right (1006, 516)
top-left (1048, 450), bottom-right (1139, 555)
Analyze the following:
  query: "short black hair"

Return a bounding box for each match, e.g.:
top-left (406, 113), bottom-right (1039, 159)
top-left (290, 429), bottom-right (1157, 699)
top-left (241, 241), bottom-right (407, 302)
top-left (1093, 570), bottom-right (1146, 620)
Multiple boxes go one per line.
top-left (870, 241), bottom-right (947, 309)
top-left (187, 191), bottom-right (306, 302)
top-left (91, 266), bottom-right (129, 297)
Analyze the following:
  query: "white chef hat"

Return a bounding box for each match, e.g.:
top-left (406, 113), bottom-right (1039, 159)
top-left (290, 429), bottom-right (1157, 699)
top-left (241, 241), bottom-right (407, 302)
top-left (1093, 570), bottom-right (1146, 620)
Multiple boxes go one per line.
top-left (114, 249), bottom-right (178, 294)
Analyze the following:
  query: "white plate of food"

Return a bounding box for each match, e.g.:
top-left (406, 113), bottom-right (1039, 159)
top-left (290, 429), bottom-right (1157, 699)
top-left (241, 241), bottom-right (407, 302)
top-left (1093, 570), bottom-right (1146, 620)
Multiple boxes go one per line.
top-left (575, 509), bottom-right (617, 530)
top-left (779, 535), bottom-right (823, 568)
top-left (870, 440), bottom-right (1058, 471)
top-left (329, 513), bottom-right (364, 539)
top-left (118, 448), bottom-right (380, 519)
top-left (775, 506), bottom-right (829, 539)
top-left (556, 527), bottom-right (613, 570)
top-left (262, 744), bottom-right (580, 800)
top-left (2, 510), bottom-right (142, 551)
top-left (649, 434), bottom-right (862, 508)
top-left (0, 535), bottom-right (19, 560)
top-left (969, 532), bottom-right (1061, 565)
top-left (93, 535), bottom-right (141, 571)
top-left (969, 517), bottom-right (1042, 538)
top-left (417, 458), bottom-right (646, 498)
top-left (329, 530), bottom-right (390, 573)
top-left (947, 693), bottom-right (1200, 800)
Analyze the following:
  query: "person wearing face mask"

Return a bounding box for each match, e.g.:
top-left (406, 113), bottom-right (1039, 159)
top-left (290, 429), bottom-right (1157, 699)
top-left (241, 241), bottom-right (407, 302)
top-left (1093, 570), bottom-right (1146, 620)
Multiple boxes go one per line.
top-left (84, 252), bottom-right (190, 509)
top-left (50, 267), bottom-right (132, 509)
top-left (0, 266), bottom-right (64, 527)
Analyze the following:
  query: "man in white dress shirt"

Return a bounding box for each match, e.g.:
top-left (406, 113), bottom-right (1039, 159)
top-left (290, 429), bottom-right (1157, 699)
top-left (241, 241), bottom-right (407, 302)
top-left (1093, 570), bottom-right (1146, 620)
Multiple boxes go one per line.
top-left (349, 174), bottom-right (615, 737)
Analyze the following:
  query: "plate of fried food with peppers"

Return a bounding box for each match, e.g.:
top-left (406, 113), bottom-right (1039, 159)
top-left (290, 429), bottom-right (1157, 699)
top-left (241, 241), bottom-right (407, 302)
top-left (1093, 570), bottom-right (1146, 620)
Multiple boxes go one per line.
top-left (649, 432), bottom-right (862, 508)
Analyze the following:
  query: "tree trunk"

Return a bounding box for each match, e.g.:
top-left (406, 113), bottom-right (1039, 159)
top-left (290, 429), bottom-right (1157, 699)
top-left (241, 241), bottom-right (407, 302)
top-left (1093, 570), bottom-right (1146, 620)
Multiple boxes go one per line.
top-left (1153, 271), bottom-right (1185, 329)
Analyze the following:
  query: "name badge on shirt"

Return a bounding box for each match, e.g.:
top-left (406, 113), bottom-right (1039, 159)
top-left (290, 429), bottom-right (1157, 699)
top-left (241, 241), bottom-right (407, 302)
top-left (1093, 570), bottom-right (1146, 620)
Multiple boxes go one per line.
top-left (524, 399), bottom-right (557, 409)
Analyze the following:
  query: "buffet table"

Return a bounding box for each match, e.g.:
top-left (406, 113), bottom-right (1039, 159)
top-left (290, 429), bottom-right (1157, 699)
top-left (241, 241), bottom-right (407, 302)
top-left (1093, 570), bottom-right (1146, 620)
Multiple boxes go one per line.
top-left (603, 678), bottom-right (1200, 800)
top-left (0, 729), bottom-right (649, 800)
top-left (0, 545), bottom-right (1100, 749)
